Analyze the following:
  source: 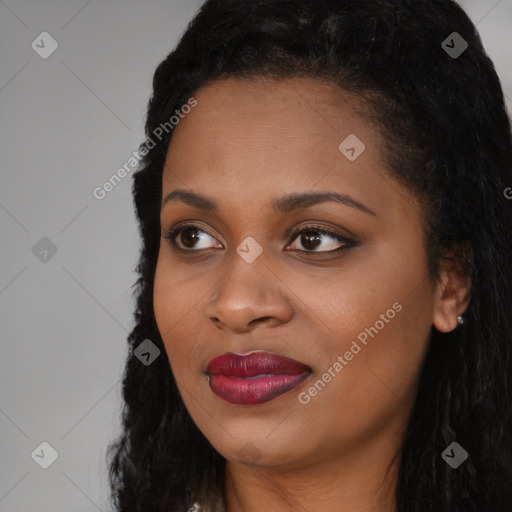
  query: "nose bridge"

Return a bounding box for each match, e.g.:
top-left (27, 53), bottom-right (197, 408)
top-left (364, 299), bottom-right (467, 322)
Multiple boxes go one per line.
top-left (210, 248), bottom-right (268, 313)
top-left (205, 247), bottom-right (291, 332)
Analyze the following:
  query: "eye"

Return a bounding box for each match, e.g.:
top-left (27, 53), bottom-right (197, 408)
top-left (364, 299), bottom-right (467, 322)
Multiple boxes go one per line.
top-left (161, 223), bottom-right (357, 254)
top-left (162, 224), bottom-right (222, 252)
top-left (286, 225), bottom-right (355, 253)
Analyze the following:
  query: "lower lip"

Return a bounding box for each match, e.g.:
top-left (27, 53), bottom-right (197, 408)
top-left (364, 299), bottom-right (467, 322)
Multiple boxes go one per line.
top-left (208, 373), bottom-right (310, 405)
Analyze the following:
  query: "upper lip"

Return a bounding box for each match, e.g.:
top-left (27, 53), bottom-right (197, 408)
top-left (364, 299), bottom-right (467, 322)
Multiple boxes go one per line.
top-left (206, 351), bottom-right (312, 377)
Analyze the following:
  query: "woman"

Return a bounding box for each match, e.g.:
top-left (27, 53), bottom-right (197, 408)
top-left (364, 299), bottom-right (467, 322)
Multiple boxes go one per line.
top-left (107, 0), bottom-right (512, 511)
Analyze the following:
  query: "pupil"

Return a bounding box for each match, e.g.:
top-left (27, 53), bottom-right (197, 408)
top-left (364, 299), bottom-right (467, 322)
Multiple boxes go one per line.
top-left (182, 228), bottom-right (200, 248)
top-left (302, 231), bottom-right (320, 250)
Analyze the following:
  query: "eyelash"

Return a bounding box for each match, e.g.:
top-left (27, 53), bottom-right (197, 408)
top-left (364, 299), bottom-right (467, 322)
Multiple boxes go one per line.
top-left (161, 223), bottom-right (358, 256)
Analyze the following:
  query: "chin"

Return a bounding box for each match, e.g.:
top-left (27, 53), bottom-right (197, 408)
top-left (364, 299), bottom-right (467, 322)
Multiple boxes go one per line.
top-left (201, 419), bottom-right (312, 468)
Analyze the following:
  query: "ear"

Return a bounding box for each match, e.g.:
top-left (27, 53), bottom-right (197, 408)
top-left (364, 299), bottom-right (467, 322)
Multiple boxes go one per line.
top-left (432, 247), bottom-right (472, 333)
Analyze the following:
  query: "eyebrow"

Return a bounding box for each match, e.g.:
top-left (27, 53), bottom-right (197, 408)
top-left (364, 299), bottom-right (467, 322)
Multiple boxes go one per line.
top-left (161, 189), bottom-right (376, 216)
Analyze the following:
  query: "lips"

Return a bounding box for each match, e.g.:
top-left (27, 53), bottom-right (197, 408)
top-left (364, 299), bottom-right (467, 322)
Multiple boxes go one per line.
top-left (206, 351), bottom-right (312, 405)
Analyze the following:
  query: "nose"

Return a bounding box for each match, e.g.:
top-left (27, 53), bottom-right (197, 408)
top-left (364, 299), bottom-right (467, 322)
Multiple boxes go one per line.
top-left (204, 256), bottom-right (293, 333)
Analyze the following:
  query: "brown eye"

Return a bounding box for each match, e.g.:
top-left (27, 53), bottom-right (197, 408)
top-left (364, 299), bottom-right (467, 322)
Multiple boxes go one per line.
top-left (162, 223), bottom-right (357, 255)
top-left (287, 227), bottom-right (352, 253)
top-left (162, 225), bottom-right (221, 251)
top-left (178, 227), bottom-right (202, 249)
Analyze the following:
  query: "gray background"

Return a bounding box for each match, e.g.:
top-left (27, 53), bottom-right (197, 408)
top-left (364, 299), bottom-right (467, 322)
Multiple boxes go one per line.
top-left (0, 1), bottom-right (511, 510)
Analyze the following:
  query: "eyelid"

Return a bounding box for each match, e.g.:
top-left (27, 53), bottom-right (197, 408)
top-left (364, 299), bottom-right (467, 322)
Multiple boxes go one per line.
top-left (162, 221), bottom-right (223, 250)
top-left (285, 222), bottom-right (359, 244)
top-left (162, 221), bottom-right (358, 253)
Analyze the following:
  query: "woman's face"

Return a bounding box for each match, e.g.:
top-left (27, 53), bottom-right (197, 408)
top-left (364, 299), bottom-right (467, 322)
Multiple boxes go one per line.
top-left (153, 77), bottom-right (454, 469)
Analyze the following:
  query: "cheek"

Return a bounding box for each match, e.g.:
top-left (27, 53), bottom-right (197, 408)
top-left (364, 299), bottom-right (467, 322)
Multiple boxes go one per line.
top-left (301, 243), bottom-right (433, 405)
top-left (302, 248), bottom-right (421, 353)
top-left (153, 258), bottom-right (199, 367)
top-left (294, 301), bottom-right (430, 455)
top-left (153, 254), bottom-right (220, 400)
top-left (153, 261), bottom-right (175, 343)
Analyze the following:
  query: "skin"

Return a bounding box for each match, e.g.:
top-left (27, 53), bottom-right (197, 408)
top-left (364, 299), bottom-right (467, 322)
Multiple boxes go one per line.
top-left (153, 76), bottom-right (471, 512)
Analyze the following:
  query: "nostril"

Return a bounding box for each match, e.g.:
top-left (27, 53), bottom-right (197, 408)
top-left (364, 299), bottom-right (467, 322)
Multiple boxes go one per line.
top-left (250, 316), bottom-right (271, 326)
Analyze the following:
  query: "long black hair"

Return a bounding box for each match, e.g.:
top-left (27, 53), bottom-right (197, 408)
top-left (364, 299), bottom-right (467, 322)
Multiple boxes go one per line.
top-left (107, 1), bottom-right (512, 510)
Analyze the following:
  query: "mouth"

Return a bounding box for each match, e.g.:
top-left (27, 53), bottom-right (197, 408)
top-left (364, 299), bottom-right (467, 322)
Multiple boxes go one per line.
top-left (205, 351), bottom-right (312, 405)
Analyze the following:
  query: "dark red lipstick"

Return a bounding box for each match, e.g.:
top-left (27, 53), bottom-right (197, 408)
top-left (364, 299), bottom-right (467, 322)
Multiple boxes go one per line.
top-left (206, 351), bottom-right (312, 405)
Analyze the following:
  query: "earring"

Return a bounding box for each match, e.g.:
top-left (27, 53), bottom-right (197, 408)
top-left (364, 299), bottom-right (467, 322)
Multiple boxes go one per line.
top-left (457, 315), bottom-right (464, 325)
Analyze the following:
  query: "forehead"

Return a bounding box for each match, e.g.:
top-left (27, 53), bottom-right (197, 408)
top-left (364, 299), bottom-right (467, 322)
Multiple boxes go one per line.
top-left (160, 76), bottom-right (398, 219)
top-left (176, 76), bottom-right (375, 137)
top-left (164, 77), bottom-right (383, 157)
